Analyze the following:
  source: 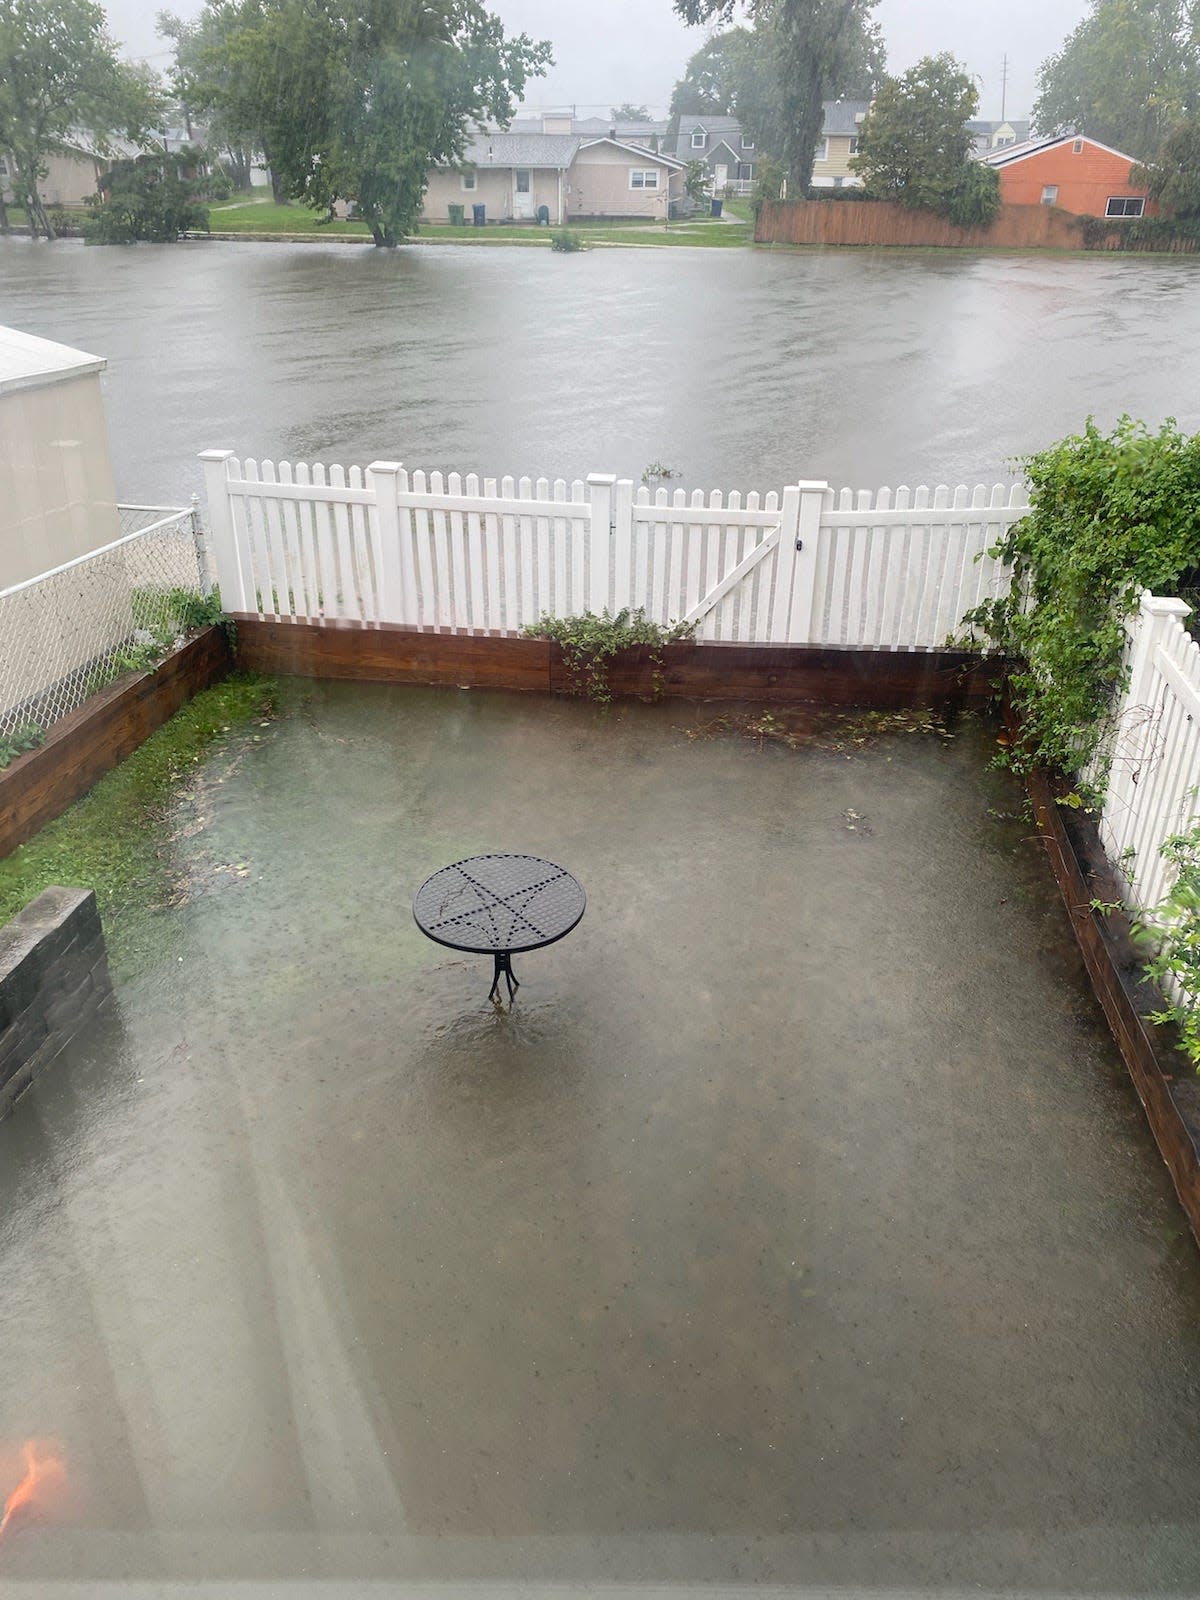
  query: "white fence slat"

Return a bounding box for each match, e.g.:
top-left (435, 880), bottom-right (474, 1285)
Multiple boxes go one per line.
top-left (311, 462), bottom-right (336, 619)
top-left (483, 477), bottom-right (502, 630)
top-left (519, 476), bottom-right (536, 626)
top-left (535, 477), bottom-right (551, 620)
top-left (464, 473), bottom-right (485, 628)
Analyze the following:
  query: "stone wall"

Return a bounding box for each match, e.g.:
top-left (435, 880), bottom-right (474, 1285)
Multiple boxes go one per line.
top-left (0, 886), bottom-right (111, 1115)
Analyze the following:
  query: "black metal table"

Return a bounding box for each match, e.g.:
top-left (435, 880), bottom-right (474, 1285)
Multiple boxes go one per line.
top-left (412, 854), bottom-right (586, 1002)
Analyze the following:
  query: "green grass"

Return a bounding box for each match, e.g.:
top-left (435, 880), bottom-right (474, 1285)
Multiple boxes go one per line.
top-left (0, 674), bottom-right (279, 974)
top-left (204, 198), bottom-right (753, 248)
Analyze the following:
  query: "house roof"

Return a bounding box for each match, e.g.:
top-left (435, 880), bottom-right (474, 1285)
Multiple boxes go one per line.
top-left (820, 99), bottom-right (872, 136)
top-left (982, 132), bottom-right (1140, 168)
top-left (578, 137), bottom-right (684, 169)
top-left (460, 131), bottom-right (580, 170)
top-left (0, 324), bottom-right (105, 398)
top-left (573, 117), bottom-right (669, 142)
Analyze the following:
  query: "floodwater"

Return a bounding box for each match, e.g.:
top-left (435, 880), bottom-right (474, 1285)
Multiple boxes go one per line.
top-left (0, 684), bottom-right (1198, 1593)
top-left (1, 236), bottom-right (1200, 506)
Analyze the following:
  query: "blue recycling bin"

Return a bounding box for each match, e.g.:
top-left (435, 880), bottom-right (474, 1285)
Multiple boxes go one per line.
top-left (472, 203), bottom-right (486, 226)
top-left (710, 197), bottom-right (724, 217)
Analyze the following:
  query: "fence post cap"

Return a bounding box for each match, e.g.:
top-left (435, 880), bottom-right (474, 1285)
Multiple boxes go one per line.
top-left (367, 459), bottom-right (404, 475)
top-left (586, 472), bottom-right (617, 486)
top-left (197, 448), bottom-right (235, 462)
top-left (793, 480), bottom-right (829, 492)
top-left (1140, 592), bottom-right (1192, 618)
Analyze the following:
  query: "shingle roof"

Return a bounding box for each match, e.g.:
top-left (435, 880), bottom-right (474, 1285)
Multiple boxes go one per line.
top-left (820, 99), bottom-right (872, 136)
top-left (573, 117), bottom-right (669, 140)
top-left (459, 131), bottom-right (580, 170)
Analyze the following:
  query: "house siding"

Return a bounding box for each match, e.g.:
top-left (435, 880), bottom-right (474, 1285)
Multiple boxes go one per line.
top-left (421, 166), bottom-right (562, 223)
top-left (567, 145), bottom-right (678, 218)
top-left (811, 133), bottom-right (862, 187)
top-left (994, 141), bottom-right (1152, 217)
top-left (2, 150), bottom-right (103, 209)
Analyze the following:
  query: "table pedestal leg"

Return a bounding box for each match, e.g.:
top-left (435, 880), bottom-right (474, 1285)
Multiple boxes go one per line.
top-left (489, 951), bottom-right (519, 1003)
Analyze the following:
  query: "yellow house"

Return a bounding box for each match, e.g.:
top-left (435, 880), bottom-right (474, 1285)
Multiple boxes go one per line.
top-left (810, 99), bottom-right (872, 190)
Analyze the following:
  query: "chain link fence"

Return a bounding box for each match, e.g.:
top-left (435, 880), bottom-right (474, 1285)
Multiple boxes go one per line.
top-left (1, 506), bottom-right (212, 748)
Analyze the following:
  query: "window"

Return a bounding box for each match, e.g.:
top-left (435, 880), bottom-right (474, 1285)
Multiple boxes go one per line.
top-left (1041, 184), bottom-right (1058, 206)
top-left (461, 168), bottom-right (476, 191)
top-left (833, 177), bottom-right (844, 188)
top-left (742, 136), bottom-right (754, 150)
top-left (690, 128), bottom-right (706, 149)
top-left (848, 136), bottom-right (859, 155)
top-left (1073, 138), bottom-right (1084, 153)
top-left (736, 163), bottom-right (754, 182)
top-left (630, 168), bottom-right (660, 189)
top-left (814, 138), bottom-right (829, 162)
top-left (515, 168), bottom-right (530, 194)
top-left (1106, 195), bottom-right (1145, 217)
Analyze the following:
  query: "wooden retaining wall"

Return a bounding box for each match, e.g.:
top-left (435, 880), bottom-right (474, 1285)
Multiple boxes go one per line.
top-left (1025, 758), bottom-right (1200, 1247)
top-left (756, 199), bottom-right (1087, 250)
top-left (230, 617), bottom-right (999, 709)
top-left (0, 627), bottom-right (229, 859)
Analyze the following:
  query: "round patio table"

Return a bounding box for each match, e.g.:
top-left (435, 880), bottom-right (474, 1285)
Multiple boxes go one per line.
top-left (413, 853), bottom-right (586, 1003)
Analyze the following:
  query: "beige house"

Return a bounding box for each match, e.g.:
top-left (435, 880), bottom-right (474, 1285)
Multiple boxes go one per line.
top-left (1, 145), bottom-right (106, 210)
top-left (810, 99), bottom-right (871, 189)
top-left (421, 125), bottom-right (685, 225)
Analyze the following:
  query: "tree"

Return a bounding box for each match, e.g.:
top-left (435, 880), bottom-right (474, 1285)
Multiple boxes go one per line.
top-left (851, 53), bottom-right (982, 215)
top-left (1033, 0), bottom-right (1200, 160)
top-left (1132, 116), bottom-right (1200, 214)
top-left (181, 0), bottom-right (551, 245)
top-left (610, 102), bottom-right (650, 120)
top-left (0, 0), bottom-right (160, 238)
top-left (85, 148), bottom-right (212, 241)
top-left (673, 0), bottom-right (883, 191)
top-left (157, 9), bottom-right (256, 191)
top-left (669, 30), bottom-right (752, 117)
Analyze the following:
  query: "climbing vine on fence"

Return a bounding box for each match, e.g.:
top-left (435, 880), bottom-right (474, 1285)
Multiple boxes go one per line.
top-left (963, 416), bottom-right (1200, 784)
top-left (523, 608), bottom-right (696, 704)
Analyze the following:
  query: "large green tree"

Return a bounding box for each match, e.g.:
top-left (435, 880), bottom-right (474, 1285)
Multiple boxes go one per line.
top-left (668, 29), bottom-right (753, 117)
top-left (0, 0), bottom-right (160, 238)
top-left (851, 53), bottom-right (989, 217)
top-left (1033, 0), bottom-right (1200, 160)
top-left (1132, 115), bottom-right (1200, 214)
top-left (673, 0), bottom-right (882, 191)
top-left (179, 0), bottom-right (550, 245)
top-left (157, 8), bottom-right (258, 192)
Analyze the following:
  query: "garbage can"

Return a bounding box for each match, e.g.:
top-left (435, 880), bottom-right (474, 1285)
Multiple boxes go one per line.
top-left (472, 203), bottom-right (486, 227)
top-left (447, 203), bottom-right (465, 226)
top-left (710, 197), bottom-right (724, 218)
top-left (536, 204), bottom-right (550, 226)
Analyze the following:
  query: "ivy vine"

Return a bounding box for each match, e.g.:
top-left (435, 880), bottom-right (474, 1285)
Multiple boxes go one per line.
top-left (964, 416), bottom-right (1200, 784)
top-left (523, 607), bottom-right (696, 704)
top-left (1141, 827), bottom-right (1200, 1071)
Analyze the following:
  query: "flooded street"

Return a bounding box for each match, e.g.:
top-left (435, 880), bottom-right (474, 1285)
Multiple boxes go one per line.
top-left (1, 236), bottom-right (1199, 505)
top-left (0, 688), bottom-right (1198, 1590)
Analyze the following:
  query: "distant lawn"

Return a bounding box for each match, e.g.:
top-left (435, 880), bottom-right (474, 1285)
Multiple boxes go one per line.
top-left (204, 198), bottom-right (752, 248)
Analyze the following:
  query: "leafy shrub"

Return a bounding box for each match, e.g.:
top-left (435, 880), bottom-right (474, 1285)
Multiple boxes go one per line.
top-left (550, 228), bottom-right (583, 252)
top-left (523, 608), bottom-right (697, 703)
top-left (1078, 213), bottom-right (1200, 252)
top-left (1141, 827), bottom-right (1200, 1070)
top-left (85, 153), bottom-right (210, 243)
top-left (963, 416), bottom-right (1200, 781)
top-left (944, 160), bottom-right (1001, 227)
top-left (0, 723), bottom-right (44, 769)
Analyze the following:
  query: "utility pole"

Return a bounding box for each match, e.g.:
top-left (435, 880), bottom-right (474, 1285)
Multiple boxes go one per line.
top-left (1000, 53), bottom-right (1009, 123)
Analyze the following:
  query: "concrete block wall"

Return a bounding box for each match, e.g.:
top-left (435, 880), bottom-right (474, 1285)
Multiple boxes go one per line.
top-left (0, 886), bottom-right (110, 1115)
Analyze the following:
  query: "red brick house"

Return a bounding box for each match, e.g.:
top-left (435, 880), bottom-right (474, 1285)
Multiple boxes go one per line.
top-left (982, 134), bottom-right (1153, 219)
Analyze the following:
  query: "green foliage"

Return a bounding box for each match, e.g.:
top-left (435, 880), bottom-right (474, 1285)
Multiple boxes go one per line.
top-left (523, 608), bottom-right (697, 704)
top-left (1132, 116), bottom-right (1200, 216)
top-left (962, 417), bottom-right (1200, 779)
top-left (611, 102), bottom-right (650, 120)
top-left (751, 155), bottom-right (785, 211)
top-left (673, 0), bottom-right (884, 190)
top-left (0, 0), bottom-right (162, 238)
top-left (1078, 211), bottom-right (1200, 250)
top-left (669, 28), bottom-right (752, 117)
top-left (174, 0), bottom-right (551, 247)
top-left (0, 722), bottom-right (44, 769)
top-left (1033, 0), bottom-right (1200, 162)
top-left (1142, 826), bottom-right (1200, 1070)
top-left (85, 150), bottom-right (210, 242)
top-left (944, 158), bottom-right (1002, 227)
top-left (550, 227), bottom-right (583, 252)
top-left (684, 158), bottom-right (710, 203)
top-left (851, 53), bottom-right (981, 215)
top-left (641, 461), bottom-right (679, 485)
top-left (0, 675), bottom-right (278, 972)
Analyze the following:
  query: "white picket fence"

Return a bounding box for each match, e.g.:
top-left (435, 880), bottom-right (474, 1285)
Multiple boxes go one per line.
top-left (200, 451), bottom-right (1028, 650)
top-left (1095, 597), bottom-right (1200, 978)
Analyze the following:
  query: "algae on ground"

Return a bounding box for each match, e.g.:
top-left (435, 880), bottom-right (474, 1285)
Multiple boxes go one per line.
top-left (0, 674), bottom-right (280, 974)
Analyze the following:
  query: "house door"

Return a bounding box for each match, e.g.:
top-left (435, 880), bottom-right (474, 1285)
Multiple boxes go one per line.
top-left (713, 162), bottom-right (728, 191)
top-left (513, 168), bottom-right (534, 218)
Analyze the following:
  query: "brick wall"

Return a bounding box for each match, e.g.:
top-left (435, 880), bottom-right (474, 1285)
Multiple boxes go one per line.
top-left (0, 886), bottom-right (111, 1116)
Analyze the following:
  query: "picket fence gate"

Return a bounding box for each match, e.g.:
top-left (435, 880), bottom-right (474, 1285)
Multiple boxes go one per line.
top-left (200, 451), bottom-right (1028, 651)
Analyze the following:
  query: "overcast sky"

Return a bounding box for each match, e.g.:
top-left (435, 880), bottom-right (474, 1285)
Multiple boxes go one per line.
top-left (107, 0), bottom-right (1090, 123)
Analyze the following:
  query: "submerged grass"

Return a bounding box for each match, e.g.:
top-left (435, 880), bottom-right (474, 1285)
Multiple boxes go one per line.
top-left (0, 674), bottom-right (279, 972)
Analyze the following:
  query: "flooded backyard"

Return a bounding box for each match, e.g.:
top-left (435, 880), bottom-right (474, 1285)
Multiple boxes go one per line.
top-left (1, 683), bottom-right (1198, 1591)
top-left (2, 238), bottom-right (1200, 503)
